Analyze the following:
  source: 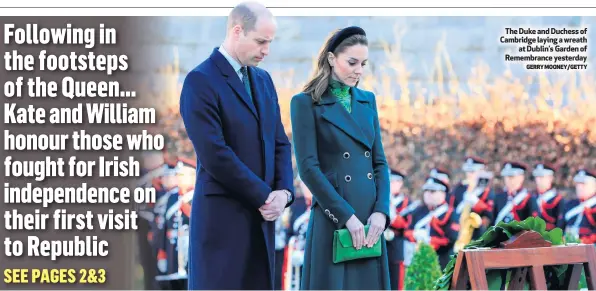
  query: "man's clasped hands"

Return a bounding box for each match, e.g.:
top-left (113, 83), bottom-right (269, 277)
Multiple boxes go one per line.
top-left (259, 190), bottom-right (289, 221)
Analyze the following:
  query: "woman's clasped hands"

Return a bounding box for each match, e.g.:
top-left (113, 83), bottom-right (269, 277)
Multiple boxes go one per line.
top-left (345, 212), bottom-right (387, 250)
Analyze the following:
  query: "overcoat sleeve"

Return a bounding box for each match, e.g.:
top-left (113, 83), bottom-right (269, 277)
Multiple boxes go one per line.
top-left (368, 92), bottom-right (391, 229)
top-left (266, 71), bottom-right (295, 206)
top-left (290, 93), bottom-right (356, 229)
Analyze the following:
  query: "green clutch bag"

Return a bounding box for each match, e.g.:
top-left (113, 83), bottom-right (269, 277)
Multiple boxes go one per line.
top-left (333, 225), bottom-right (382, 264)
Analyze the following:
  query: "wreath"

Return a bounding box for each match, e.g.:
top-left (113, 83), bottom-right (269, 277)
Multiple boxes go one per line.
top-left (433, 216), bottom-right (576, 290)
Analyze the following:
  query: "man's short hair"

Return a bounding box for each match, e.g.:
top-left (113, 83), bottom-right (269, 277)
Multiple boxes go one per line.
top-left (227, 2), bottom-right (271, 34)
top-left (228, 4), bottom-right (257, 33)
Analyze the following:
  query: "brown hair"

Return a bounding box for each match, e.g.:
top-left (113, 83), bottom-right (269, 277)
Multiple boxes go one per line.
top-left (302, 31), bottom-right (368, 103)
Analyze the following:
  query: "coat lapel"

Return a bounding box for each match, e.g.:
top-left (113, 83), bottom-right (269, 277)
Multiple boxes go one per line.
top-left (210, 48), bottom-right (259, 120)
top-left (350, 88), bottom-right (375, 147)
top-left (249, 67), bottom-right (267, 124)
top-left (319, 88), bottom-right (373, 149)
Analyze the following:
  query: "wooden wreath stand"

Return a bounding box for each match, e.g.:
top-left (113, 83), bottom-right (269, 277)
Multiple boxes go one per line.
top-left (450, 230), bottom-right (596, 290)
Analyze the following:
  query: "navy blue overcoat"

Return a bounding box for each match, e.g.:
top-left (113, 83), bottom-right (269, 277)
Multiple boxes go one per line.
top-left (179, 48), bottom-right (295, 290)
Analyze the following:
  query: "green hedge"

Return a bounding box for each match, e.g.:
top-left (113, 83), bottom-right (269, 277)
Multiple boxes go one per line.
top-left (405, 242), bottom-right (443, 290)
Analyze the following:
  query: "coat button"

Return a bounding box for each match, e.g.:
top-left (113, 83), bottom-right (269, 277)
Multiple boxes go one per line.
top-left (329, 214), bottom-right (335, 219)
top-left (365, 151), bottom-right (371, 157)
top-left (345, 175), bottom-right (351, 182)
top-left (333, 218), bottom-right (339, 223)
top-left (367, 173), bottom-right (373, 179)
top-left (343, 152), bottom-right (350, 159)
top-left (325, 209), bottom-right (330, 215)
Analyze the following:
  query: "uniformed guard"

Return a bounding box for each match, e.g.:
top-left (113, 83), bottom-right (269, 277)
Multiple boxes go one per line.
top-left (137, 140), bottom-right (194, 202)
top-left (450, 156), bottom-right (495, 240)
top-left (137, 149), bottom-right (196, 242)
top-left (429, 167), bottom-right (451, 185)
top-left (387, 195), bottom-right (420, 272)
top-left (286, 208), bottom-right (309, 290)
top-left (153, 159), bottom-right (196, 290)
top-left (159, 188), bottom-right (189, 286)
top-left (145, 149), bottom-right (195, 290)
top-left (136, 146), bottom-right (184, 290)
top-left (274, 209), bottom-right (289, 290)
top-left (137, 150), bottom-right (182, 236)
top-left (153, 185), bottom-right (181, 290)
top-left (136, 161), bottom-right (160, 290)
top-left (175, 187), bottom-right (193, 287)
top-left (384, 168), bottom-right (418, 290)
top-left (282, 175), bottom-right (312, 290)
top-left (493, 161), bottom-right (532, 225)
top-left (530, 162), bottom-right (565, 231)
top-left (558, 169), bottom-right (596, 244)
top-left (403, 177), bottom-right (459, 270)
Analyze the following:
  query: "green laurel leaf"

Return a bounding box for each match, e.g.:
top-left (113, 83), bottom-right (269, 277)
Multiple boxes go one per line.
top-left (433, 217), bottom-right (566, 290)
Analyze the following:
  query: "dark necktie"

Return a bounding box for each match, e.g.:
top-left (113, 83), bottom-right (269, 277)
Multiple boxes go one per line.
top-left (239, 67), bottom-right (253, 103)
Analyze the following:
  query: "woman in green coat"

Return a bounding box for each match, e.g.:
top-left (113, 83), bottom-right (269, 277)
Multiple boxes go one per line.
top-left (290, 26), bottom-right (392, 290)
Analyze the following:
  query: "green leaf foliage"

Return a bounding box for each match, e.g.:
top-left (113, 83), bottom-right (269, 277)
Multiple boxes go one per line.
top-left (405, 242), bottom-right (443, 290)
top-left (433, 217), bottom-right (567, 290)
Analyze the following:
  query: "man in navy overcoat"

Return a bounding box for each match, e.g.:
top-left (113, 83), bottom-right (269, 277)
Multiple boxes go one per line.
top-left (179, 2), bottom-right (295, 289)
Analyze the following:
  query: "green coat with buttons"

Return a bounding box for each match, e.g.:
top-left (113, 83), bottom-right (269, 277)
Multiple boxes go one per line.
top-left (290, 86), bottom-right (391, 290)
